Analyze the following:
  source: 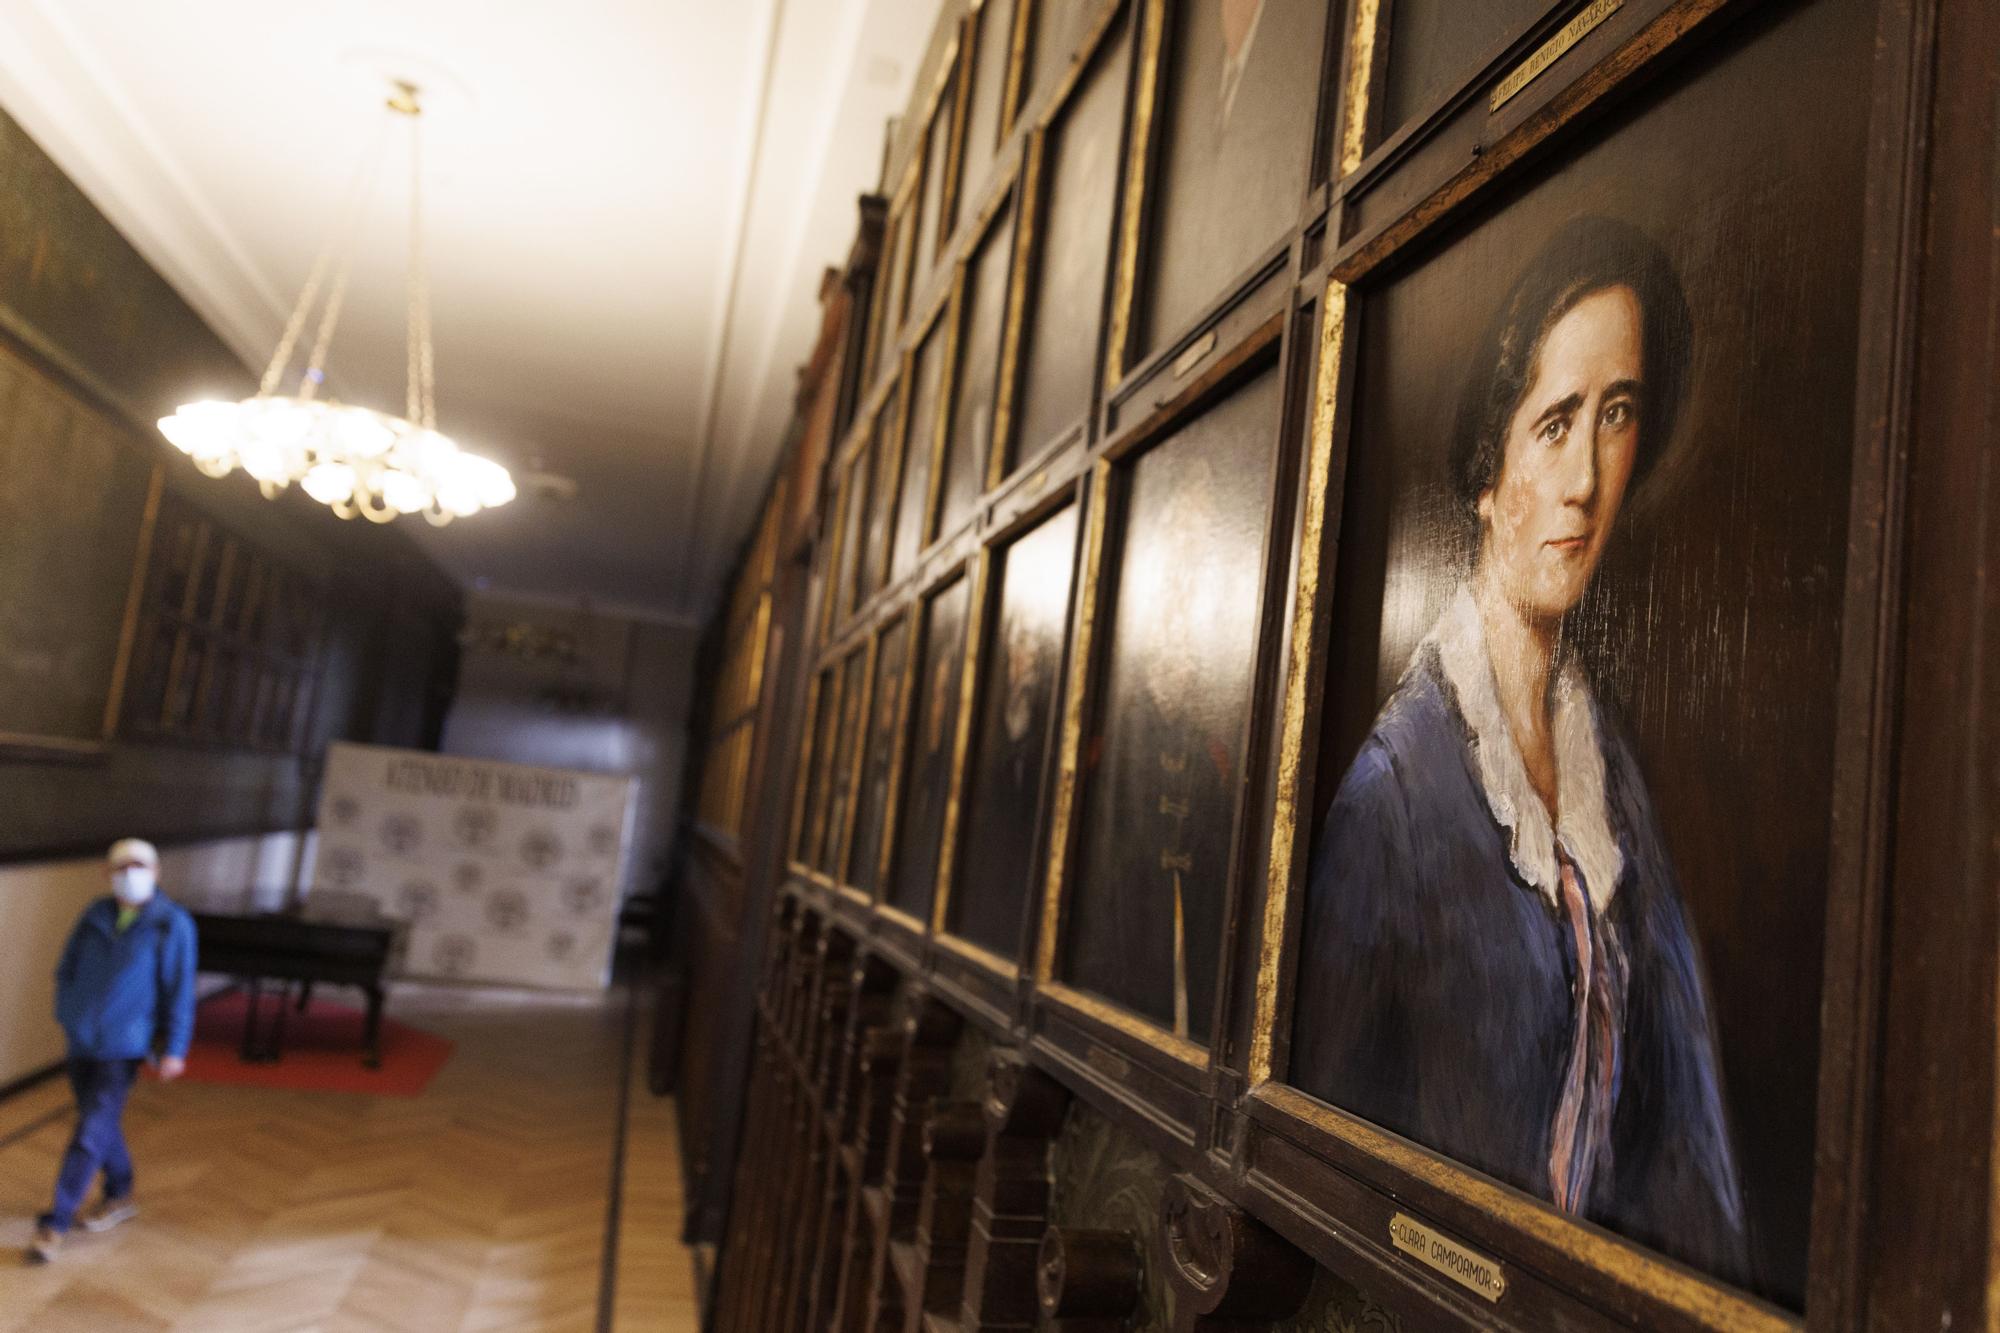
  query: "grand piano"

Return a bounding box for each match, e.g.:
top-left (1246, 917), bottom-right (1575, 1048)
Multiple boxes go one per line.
top-left (194, 907), bottom-right (400, 1068)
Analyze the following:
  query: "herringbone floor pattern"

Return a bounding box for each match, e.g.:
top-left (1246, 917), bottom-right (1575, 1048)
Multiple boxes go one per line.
top-left (0, 982), bottom-right (699, 1332)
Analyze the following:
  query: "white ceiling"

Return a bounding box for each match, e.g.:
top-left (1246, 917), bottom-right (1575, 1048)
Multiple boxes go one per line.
top-left (0, 0), bottom-right (933, 623)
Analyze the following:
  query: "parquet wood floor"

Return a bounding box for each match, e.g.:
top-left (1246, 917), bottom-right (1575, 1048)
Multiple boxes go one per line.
top-left (0, 982), bottom-right (700, 1332)
top-left (607, 996), bottom-right (700, 1331)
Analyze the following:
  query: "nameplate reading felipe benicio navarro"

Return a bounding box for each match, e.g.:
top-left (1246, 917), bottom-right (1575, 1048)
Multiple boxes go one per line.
top-left (1489, 0), bottom-right (1623, 111)
top-left (1389, 1212), bottom-right (1508, 1303)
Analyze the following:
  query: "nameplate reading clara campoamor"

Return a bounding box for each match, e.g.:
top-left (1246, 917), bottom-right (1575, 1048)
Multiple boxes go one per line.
top-left (1389, 1212), bottom-right (1508, 1302)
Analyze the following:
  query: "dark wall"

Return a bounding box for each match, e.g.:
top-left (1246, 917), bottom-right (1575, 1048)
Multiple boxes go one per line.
top-left (441, 591), bottom-right (698, 900)
top-left (0, 105), bottom-right (462, 863)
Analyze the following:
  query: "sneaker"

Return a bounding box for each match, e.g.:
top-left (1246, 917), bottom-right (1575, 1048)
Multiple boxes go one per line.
top-left (25, 1225), bottom-right (61, 1263)
top-left (79, 1198), bottom-right (138, 1234)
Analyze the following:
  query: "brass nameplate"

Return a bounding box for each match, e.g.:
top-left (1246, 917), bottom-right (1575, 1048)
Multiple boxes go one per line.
top-left (1084, 1043), bottom-right (1131, 1080)
top-left (1490, 0), bottom-right (1622, 111)
top-left (1389, 1212), bottom-right (1508, 1302)
top-left (1172, 330), bottom-right (1218, 380)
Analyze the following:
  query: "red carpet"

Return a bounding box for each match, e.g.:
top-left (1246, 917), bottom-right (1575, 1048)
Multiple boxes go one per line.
top-left (148, 990), bottom-right (454, 1097)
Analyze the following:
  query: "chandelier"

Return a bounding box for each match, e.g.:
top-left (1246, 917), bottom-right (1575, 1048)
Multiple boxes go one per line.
top-left (157, 82), bottom-right (514, 526)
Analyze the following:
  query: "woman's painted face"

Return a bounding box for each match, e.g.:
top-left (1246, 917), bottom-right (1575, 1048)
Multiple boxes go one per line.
top-left (1478, 284), bottom-right (1643, 625)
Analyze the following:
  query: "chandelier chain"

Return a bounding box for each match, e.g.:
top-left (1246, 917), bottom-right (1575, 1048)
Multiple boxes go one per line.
top-left (406, 100), bottom-right (439, 429)
top-left (259, 250), bottom-right (333, 397)
top-left (260, 117), bottom-right (391, 399)
top-left (302, 252), bottom-right (358, 402)
top-left (156, 79), bottom-right (514, 526)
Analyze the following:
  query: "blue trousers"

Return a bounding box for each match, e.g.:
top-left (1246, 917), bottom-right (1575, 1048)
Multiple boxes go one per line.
top-left (38, 1057), bottom-right (141, 1232)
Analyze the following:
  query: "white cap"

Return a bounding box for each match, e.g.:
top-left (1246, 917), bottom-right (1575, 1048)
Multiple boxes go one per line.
top-left (107, 838), bottom-right (160, 871)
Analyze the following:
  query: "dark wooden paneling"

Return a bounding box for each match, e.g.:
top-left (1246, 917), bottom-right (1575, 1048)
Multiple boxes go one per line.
top-left (683, 0), bottom-right (2000, 1326)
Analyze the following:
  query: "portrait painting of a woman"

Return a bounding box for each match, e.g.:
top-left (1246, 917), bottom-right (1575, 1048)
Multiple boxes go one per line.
top-left (1290, 217), bottom-right (1751, 1283)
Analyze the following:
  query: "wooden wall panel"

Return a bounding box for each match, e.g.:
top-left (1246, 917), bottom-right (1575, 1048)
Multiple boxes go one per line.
top-left (0, 104), bottom-right (460, 864)
top-left (679, 0), bottom-right (2000, 1327)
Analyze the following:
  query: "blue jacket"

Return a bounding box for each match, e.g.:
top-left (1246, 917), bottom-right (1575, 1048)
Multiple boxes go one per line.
top-left (54, 894), bottom-right (198, 1061)
top-left (1291, 642), bottom-right (1751, 1286)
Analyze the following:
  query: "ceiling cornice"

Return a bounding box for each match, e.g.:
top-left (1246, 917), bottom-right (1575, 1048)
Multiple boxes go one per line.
top-left (677, 0), bottom-right (786, 618)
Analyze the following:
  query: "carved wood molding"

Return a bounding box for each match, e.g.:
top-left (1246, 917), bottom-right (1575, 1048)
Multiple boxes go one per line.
top-left (905, 1099), bottom-right (988, 1331)
top-left (1038, 1225), bottom-right (1145, 1331)
top-left (1161, 1174), bottom-right (1313, 1330)
top-left (960, 1051), bottom-right (1072, 1330)
top-left (867, 988), bottom-right (967, 1329)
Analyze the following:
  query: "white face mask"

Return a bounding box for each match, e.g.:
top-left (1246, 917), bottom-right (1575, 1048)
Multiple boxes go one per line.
top-left (111, 866), bottom-right (156, 907)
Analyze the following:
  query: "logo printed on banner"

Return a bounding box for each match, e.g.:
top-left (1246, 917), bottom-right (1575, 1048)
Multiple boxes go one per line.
top-left (396, 880), bottom-right (440, 923)
top-left (381, 814), bottom-right (423, 855)
top-left (313, 743), bottom-right (634, 991)
top-left (520, 829), bottom-right (563, 871)
top-left (433, 934), bottom-right (476, 976)
top-left (324, 847), bottom-right (364, 888)
top-left (454, 806), bottom-right (497, 849)
top-left (563, 878), bottom-right (604, 916)
top-left (485, 889), bottom-right (529, 934)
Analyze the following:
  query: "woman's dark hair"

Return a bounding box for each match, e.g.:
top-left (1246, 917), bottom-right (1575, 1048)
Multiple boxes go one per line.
top-left (1449, 216), bottom-right (1692, 528)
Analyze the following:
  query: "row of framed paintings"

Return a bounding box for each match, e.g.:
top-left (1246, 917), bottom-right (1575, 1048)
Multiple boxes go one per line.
top-left (746, 0), bottom-right (1994, 1326)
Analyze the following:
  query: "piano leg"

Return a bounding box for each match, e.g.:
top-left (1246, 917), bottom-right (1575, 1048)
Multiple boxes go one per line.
top-left (240, 978), bottom-right (262, 1063)
top-left (295, 980), bottom-right (315, 1013)
top-left (362, 986), bottom-right (384, 1070)
top-left (266, 984), bottom-right (290, 1063)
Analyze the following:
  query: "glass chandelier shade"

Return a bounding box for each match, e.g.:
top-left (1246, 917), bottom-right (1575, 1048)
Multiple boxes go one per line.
top-left (158, 82), bottom-right (513, 526)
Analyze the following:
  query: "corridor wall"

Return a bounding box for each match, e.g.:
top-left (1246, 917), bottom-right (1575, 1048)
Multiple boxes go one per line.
top-left (0, 105), bottom-right (462, 1082)
top-left (686, 0), bottom-right (2000, 1327)
top-left (0, 831), bottom-right (312, 1086)
top-left (442, 591), bottom-right (700, 905)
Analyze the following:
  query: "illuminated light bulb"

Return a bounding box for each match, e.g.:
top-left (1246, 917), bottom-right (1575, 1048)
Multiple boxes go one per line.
top-left (301, 461), bottom-right (357, 505)
top-left (465, 455), bottom-right (516, 507)
top-left (335, 407), bottom-right (395, 459)
top-left (156, 413), bottom-right (200, 454)
top-left (157, 400), bottom-right (511, 522)
top-left (250, 397), bottom-right (313, 450)
top-left (435, 473), bottom-right (482, 517)
top-left (400, 428), bottom-right (459, 474)
top-left (157, 401), bottom-right (231, 455)
top-left (378, 468), bottom-right (428, 514)
top-left (238, 438), bottom-right (290, 485)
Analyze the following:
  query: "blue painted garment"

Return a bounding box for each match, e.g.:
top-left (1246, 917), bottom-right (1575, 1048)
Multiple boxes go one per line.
top-left (1291, 598), bottom-right (1751, 1285)
top-left (53, 894), bottom-right (198, 1061)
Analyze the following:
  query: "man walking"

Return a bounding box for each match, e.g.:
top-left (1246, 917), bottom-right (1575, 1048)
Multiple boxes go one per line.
top-left (26, 838), bottom-right (197, 1264)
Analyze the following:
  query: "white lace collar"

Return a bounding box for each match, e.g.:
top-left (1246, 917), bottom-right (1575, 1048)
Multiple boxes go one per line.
top-left (1424, 585), bottom-right (1625, 914)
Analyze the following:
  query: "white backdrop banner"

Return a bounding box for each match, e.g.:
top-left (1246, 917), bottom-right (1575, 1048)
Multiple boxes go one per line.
top-left (310, 742), bottom-right (636, 990)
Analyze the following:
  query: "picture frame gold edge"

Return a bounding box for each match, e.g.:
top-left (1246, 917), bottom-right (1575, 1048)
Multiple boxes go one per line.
top-left (933, 926), bottom-right (1019, 980)
top-left (1247, 1083), bottom-right (1798, 1333)
top-left (989, 132), bottom-right (1041, 490)
top-left (997, 0), bottom-right (1033, 142)
top-left (930, 550), bottom-right (989, 935)
top-left (1330, 0), bottom-right (1741, 287)
top-left (1338, 0), bottom-right (1383, 179)
top-left (1104, 0), bottom-right (1165, 395)
top-left (938, 19), bottom-right (974, 259)
top-left (806, 658), bottom-right (849, 874)
top-left (1039, 978), bottom-right (1209, 1069)
top-left (868, 611), bottom-right (915, 901)
top-left (919, 279), bottom-right (964, 551)
top-left (832, 634), bottom-right (882, 888)
top-left (1035, 456), bottom-right (1111, 983)
top-left (100, 459), bottom-right (165, 741)
top-left (1248, 280), bottom-right (1347, 1085)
